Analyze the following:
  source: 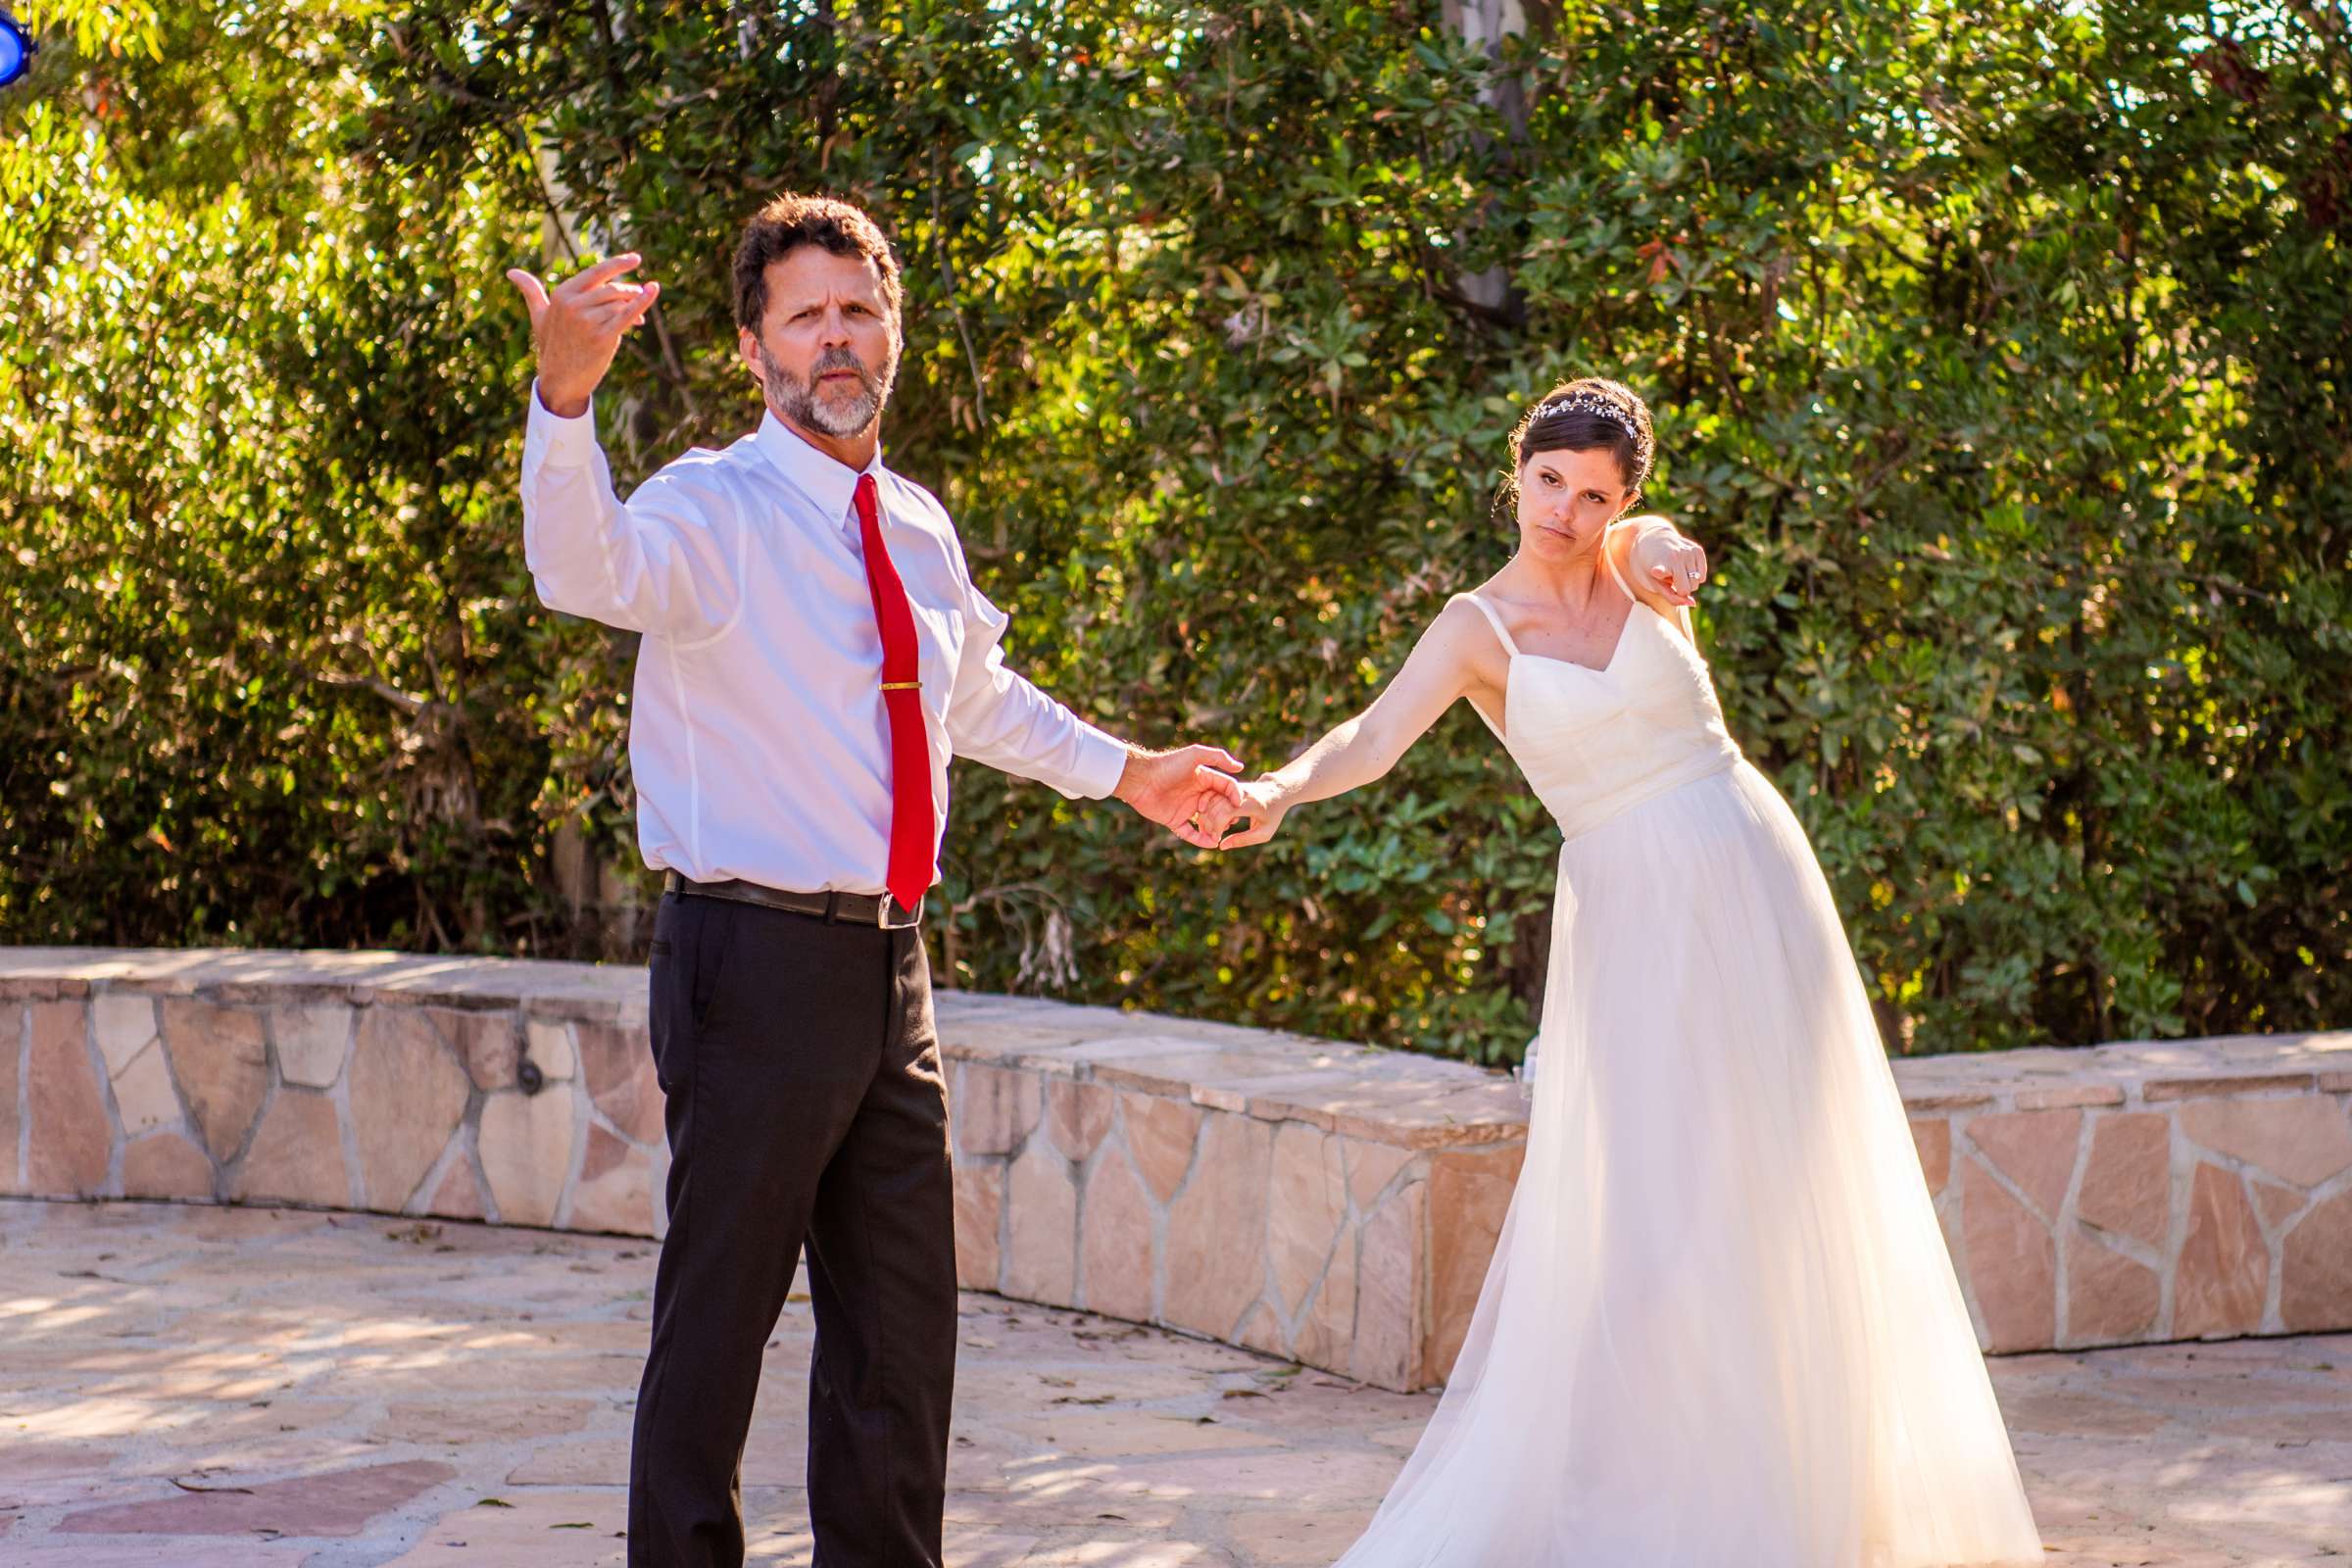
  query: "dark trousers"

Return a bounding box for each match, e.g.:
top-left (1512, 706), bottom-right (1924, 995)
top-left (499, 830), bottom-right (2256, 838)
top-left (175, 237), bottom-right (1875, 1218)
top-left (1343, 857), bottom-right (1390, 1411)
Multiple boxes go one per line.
top-left (628, 891), bottom-right (955, 1568)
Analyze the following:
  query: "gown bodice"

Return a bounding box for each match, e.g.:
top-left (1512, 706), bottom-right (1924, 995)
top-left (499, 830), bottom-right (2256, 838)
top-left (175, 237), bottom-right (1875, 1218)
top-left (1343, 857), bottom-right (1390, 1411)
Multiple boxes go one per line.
top-left (1454, 534), bottom-right (1742, 843)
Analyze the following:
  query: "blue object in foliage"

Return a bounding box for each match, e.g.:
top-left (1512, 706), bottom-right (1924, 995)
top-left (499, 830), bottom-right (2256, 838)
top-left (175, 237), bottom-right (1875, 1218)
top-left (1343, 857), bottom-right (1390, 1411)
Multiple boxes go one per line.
top-left (0, 12), bottom-right (31, 89)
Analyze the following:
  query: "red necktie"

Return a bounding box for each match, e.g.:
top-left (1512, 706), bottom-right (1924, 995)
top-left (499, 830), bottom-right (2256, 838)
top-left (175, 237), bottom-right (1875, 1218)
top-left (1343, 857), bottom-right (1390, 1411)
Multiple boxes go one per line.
top-left (852, 473), bottom-right (935, 912)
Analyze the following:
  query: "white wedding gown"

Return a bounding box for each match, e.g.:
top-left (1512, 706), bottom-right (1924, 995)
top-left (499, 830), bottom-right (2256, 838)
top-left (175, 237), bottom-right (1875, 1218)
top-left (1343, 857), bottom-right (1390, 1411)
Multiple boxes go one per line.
top-left (1333, 548), bottom-right (2043, 1565)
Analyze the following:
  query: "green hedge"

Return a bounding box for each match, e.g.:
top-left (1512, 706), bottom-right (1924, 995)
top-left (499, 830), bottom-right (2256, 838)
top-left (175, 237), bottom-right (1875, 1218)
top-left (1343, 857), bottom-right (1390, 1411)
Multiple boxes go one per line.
top-left (4, 1), bottom-right (2345, 1059)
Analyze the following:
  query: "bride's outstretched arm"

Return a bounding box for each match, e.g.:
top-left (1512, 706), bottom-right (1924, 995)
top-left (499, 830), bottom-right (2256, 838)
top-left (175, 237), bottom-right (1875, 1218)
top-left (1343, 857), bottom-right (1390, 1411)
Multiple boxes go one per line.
top-left (1215, 598), bottom-right (1499, 849)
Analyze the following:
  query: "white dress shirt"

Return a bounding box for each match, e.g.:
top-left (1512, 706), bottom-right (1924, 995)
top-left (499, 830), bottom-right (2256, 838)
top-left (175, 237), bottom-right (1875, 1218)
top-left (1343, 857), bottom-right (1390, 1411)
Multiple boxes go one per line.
top-left (520, 388), bottom-right (1129, 896)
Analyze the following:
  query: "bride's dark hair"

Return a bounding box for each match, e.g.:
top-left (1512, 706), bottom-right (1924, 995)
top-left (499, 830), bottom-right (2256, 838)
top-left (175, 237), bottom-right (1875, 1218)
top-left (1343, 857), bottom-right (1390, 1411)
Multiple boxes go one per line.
top-left (1499, 377), bottom-right (1656, 512)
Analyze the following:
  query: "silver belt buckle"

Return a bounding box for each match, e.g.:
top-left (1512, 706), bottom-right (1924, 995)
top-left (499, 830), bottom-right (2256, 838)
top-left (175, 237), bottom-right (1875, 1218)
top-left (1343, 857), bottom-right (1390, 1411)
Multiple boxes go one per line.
top-left (874, 894), bottom-right (893, 929)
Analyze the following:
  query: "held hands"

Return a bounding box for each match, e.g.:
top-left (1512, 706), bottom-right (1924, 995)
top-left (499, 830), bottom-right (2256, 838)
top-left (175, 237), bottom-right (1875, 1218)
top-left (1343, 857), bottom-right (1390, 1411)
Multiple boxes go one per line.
top-left (505, 254), bottom-right (662, 418)
top-left (1625, 515), bottom-right (1709, 607)
top-left (1115, 745), bottom-right (1248, 850)
top-left (1211, 777), bottom-right (1292, 850)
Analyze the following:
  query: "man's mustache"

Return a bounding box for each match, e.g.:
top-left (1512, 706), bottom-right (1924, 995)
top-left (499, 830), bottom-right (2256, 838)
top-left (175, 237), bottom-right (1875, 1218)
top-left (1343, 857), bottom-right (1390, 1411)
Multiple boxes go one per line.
top-left (810, 348), bottom-right (874, 390)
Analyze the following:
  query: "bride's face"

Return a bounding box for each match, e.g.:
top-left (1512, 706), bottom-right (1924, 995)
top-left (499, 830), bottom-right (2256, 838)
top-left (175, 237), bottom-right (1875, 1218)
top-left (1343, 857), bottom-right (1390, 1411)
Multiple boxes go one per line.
top-left (1515, 446), bottom-right (1632, 562)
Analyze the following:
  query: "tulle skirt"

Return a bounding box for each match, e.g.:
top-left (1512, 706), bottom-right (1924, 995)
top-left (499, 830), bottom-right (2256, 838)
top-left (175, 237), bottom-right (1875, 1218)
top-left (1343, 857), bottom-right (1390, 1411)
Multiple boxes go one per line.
top-left (1335, 760), bottom-right (2043, 1566)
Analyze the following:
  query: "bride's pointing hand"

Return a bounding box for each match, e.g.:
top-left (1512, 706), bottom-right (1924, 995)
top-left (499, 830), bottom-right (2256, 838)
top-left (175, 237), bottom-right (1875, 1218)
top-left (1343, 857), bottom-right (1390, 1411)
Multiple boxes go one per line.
top-left (1625, 514), bottom-right (1708, 607)
top-left (1216, 779), bottom-right (1293, 851)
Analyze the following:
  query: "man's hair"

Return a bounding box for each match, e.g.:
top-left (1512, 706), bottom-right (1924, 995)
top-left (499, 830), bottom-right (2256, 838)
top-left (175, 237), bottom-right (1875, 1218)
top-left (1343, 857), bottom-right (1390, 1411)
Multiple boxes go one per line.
top-left (732, 193), bottom-right (904, 333)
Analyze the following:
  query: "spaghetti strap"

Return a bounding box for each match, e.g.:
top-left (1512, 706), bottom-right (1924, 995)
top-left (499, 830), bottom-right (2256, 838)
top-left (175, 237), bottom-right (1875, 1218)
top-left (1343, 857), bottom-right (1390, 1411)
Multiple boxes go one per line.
top-left (1447, 594), bottom-right (1513, 743)
top-left (1450, 592), bottom-right (1520, 659)
top-left (1600, 517), bottom-right (1643, 605)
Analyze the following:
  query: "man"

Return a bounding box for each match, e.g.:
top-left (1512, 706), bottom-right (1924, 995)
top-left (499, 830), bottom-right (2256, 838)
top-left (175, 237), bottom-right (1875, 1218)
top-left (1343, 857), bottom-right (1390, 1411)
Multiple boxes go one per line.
top-left (506, 194), bottom-right (1245, 1567)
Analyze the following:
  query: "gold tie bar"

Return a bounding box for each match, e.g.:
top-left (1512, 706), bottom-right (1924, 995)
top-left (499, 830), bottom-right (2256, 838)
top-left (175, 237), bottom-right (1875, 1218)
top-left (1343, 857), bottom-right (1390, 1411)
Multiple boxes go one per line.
top-left (881, 680), bottom-right (920, 692)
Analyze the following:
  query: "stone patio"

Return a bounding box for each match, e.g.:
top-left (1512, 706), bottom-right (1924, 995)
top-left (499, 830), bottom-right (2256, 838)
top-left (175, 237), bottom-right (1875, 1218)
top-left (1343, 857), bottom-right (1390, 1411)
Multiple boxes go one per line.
top-left (2, 1200), bottom-right (2348, 1566)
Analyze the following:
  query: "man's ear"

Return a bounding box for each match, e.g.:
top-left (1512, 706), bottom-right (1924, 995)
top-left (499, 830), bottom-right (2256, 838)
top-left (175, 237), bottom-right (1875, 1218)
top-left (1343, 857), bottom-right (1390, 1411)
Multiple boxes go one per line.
top-left (738, 327), bottom-right (765, 391)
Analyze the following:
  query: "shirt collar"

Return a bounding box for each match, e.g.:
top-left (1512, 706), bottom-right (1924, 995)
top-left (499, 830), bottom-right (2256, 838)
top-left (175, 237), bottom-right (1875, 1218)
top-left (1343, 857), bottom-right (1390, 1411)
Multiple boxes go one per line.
top-left (750, 409), bottom-right (886, 538)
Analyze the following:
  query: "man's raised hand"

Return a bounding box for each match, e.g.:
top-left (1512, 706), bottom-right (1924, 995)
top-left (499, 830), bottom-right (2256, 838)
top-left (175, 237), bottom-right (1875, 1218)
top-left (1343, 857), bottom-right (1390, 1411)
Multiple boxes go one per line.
top-left (505, 254), bottom-right (662, 419)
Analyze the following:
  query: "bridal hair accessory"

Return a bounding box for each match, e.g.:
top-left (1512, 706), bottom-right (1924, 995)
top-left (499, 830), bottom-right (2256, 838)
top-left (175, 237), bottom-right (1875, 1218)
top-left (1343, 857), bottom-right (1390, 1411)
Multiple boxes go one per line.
top-left (1527, 392), bottom-right (1640, 444)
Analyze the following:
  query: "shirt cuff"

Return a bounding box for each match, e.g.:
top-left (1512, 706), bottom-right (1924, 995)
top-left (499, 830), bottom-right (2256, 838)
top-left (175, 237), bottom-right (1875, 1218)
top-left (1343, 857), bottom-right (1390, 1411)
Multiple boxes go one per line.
top-left (1066, 722), bottom-right (1130, 801)
top-left (524, 382), bottom-right (600, 468)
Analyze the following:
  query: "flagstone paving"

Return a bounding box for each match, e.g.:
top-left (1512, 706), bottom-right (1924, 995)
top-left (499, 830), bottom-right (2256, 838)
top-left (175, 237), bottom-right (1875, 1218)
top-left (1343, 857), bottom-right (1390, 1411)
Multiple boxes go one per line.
top-left (0, 1200), bottom-right (2346, 1566)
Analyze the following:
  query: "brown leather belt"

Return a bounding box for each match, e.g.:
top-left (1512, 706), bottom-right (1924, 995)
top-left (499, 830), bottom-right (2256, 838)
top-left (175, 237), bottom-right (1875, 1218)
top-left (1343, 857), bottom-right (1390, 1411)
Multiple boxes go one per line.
top-left (662, 871), bottom-right (922, 929)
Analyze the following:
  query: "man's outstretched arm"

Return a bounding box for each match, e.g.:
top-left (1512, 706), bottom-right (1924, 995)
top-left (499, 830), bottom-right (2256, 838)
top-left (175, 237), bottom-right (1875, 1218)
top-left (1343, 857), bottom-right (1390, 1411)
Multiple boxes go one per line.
top-left (942, 588), bottom-right (1242, 849)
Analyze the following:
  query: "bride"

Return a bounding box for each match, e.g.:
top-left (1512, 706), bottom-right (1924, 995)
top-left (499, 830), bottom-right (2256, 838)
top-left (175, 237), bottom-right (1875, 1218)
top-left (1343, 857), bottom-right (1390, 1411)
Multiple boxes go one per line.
top-left (1215, 378), bottom-right (2043, 1565)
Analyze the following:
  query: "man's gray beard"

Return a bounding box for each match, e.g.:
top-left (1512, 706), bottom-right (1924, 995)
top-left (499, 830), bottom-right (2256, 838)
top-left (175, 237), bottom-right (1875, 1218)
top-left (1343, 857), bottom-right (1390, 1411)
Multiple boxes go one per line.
top-left (761, 342), bottom-right (897, 438)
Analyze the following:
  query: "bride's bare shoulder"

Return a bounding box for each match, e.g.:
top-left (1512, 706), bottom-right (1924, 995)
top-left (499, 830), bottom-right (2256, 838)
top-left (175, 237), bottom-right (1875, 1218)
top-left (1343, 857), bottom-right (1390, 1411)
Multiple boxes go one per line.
top-left (1424, 593), bottom-right (1512, 695)
top-left (1431, 590), bottom-right (1503, 645)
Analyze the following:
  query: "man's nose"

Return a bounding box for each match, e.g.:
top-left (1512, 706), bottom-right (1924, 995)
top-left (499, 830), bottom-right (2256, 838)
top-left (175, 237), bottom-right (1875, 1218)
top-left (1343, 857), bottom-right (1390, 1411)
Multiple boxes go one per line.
top-left (818, 307), bottom-right (855, 348)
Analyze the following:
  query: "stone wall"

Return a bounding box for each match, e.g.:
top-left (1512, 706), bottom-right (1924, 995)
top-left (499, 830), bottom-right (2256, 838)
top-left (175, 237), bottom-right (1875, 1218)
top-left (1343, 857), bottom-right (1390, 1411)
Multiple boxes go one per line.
top-left (934, 991), bottom-right (1526, 1392)
top-left (1900, 1038), bottom-right (2352, 1350)
top-left (0, 950), bottom-right (661, 1237)
top-left (3, 948), bottom-right (2347, 1393)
